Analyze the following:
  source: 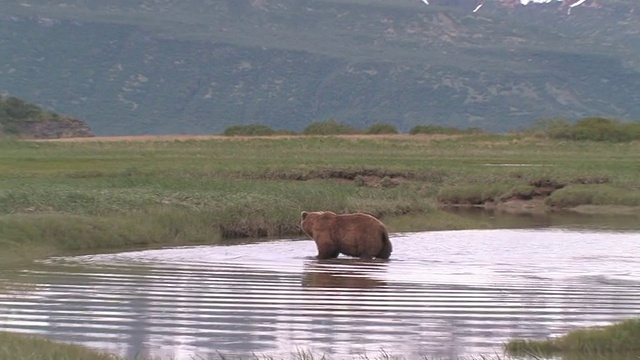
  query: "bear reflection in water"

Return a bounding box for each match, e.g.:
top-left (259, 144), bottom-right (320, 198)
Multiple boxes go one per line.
top-left (301, 258), bottom-right (388, 289)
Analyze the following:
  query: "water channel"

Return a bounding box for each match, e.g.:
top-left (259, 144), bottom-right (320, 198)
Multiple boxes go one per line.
top-left (1, 226), bottom-right (640, 359)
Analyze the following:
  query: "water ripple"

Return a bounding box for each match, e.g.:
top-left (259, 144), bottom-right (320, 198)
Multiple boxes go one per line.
top-left (1, 229), bottom-right (639, 359)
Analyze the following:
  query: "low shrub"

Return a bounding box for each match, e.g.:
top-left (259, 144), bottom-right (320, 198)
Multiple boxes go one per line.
top-left (571, 117), bottom-right (635, 141)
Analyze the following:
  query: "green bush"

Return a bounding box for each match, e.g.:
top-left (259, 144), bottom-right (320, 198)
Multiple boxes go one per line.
top-left (223, 124), bottom-right (277, 136)
top-left (572, 117), bottom-right (633, 141)
top-left (2, 96), bottom-right (42, 121)
top-left (0, 95), bottom-right (53, 135)
top-left (534, 116), bottom-right (640, 142)
top-left (302, 119), bottom-right (359, 135)
top-left (622, 122), bottom-right (640, 139)
top-left (364, 123), bottom-right (398, 134)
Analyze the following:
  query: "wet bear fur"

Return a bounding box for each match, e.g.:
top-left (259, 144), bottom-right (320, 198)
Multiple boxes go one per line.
top-left (300, 211), bottom-right (392, 259)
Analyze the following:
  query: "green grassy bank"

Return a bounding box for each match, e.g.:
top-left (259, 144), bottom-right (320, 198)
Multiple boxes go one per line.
top-left (504, 318), bottom-right (640, 359)
top-left (1, 134), bottom-right (639, 263)
top-left (0, 332), bottom-right (119, 360)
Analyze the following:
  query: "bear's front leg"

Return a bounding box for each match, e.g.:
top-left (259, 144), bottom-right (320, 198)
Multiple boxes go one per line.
top-left (314, 237), bottom-right (339, 259)
top-left (318, 249), bottom-right (340, 259)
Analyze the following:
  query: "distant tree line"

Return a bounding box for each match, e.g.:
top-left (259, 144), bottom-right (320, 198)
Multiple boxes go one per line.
top-left (223, 119), bottom-right (476, 137)
top-left (224, 117), bottom-right (640, 142)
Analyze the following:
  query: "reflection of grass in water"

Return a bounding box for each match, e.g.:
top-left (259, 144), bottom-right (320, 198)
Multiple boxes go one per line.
top-left (504, 318), bottom-right (640, 359)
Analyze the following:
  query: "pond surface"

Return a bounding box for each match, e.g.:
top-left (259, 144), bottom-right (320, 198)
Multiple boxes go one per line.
top-left (1, 229), bottom-right (640, 359)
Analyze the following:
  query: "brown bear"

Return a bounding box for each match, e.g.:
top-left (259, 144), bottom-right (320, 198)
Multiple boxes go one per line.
top-left (300, 211), bottom-right (392, 259)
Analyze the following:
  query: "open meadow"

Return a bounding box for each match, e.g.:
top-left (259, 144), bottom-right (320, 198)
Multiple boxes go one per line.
top-left (1, 133), bottom-right (639, 264)
top-left (1, 133), bottom-right (640, 359)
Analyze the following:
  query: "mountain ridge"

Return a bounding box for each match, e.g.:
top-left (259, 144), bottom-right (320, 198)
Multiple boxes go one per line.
top-left (0, 0), bottom-right (638, 135)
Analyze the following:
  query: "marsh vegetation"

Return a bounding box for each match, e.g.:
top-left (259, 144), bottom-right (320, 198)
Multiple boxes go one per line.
top-left (0, 331), bottom-right (117, 360)
top-left (1, 133), bottom-right (639, 264)
top-left (1, 132), bottom-right (639, 360)
top-left (504, 318), bottom-right (640, 359)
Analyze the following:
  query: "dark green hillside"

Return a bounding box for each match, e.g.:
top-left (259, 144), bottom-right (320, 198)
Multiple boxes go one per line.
top-left (0, 0), bottom-right (638, 135)
top-left (0, 95), bottom-right (93, 138)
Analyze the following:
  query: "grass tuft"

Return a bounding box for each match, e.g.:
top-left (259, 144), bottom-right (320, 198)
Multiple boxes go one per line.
top-left (504, 318), bottom-right (640, 357)
top-left (0, 332), bottom-right (119, 360)
top-left (545, 185), bottom-right (640, 208)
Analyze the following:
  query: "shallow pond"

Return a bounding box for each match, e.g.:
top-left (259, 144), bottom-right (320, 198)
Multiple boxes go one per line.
top-left (1, 229), bottom-right (640, 359)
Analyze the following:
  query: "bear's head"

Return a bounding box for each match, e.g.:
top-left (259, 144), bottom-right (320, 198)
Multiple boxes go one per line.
top-left (300, 211), bottom-right (336, 236)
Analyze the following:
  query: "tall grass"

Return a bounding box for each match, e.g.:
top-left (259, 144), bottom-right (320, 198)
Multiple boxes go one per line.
top-left (0, 332), bottom-right (118, 360)
top-left (504, 318), bottom-right (640, 358)
top-left (545, 185), bottom-right (640, 208)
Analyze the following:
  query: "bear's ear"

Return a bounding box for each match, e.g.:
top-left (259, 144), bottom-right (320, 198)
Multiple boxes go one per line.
top-left (301, 211), bottom-right (308, 220)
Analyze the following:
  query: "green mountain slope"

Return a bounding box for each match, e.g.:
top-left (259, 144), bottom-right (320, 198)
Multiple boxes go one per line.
top-left (0, 95), bottom-right (93, 138)
top-left (0, 0), bottom-right (639, 135)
